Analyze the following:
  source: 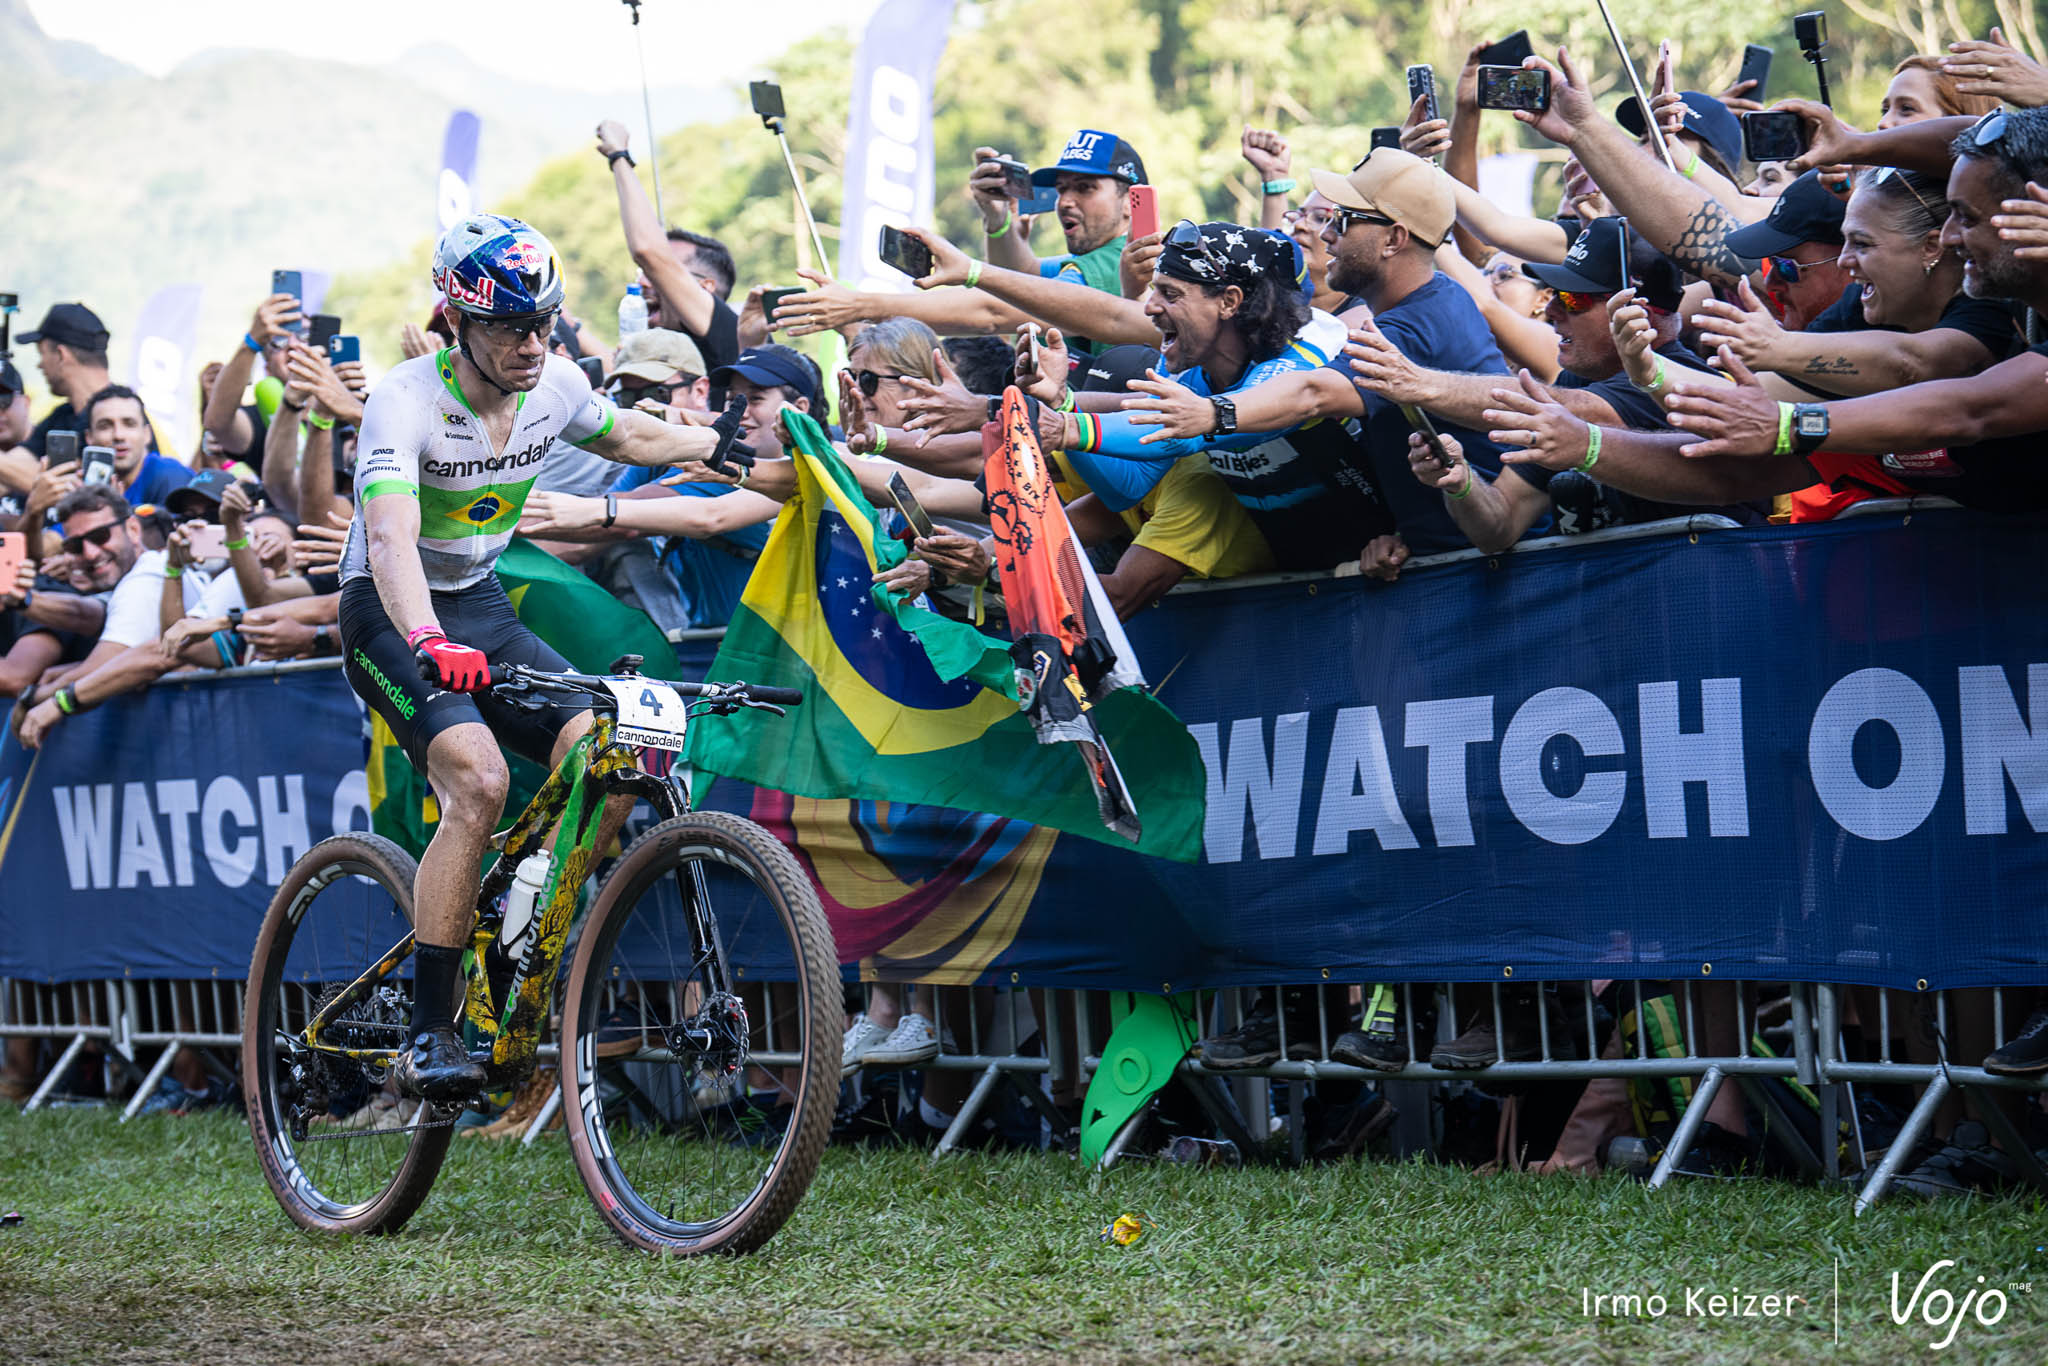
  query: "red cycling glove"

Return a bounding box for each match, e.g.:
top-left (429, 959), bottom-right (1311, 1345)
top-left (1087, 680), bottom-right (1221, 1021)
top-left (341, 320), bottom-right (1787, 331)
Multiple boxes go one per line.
top-left (409, 627), bottom-right (490, 692)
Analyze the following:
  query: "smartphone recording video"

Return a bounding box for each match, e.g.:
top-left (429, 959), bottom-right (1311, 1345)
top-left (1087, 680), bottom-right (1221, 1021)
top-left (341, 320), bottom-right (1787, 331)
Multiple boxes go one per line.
top-left (44, 431), bottom-right (79, 468)
top-left (888, 472), bottom-right (936, 540)
top-left (992, 156), bottom-right (1034, 200)
top-left (1742, 110), bottom-right (1808, 163)
top-left (1476, 66), bottom-right (1551, 113)
top-left (1405, 65), bottom-right (1440, 124)
top-left (81, 445), bottom-right (117, 486)
top-left (878, 225), bottom-right (934, 280)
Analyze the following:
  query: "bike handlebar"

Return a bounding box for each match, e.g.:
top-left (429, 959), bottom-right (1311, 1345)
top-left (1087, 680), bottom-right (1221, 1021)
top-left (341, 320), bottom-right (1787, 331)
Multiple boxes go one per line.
top-left (474, 661), bottom-right (803, 709)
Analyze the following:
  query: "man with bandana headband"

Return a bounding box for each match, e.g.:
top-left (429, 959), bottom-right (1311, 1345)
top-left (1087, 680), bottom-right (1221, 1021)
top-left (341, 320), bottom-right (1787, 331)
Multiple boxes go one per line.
top-left (1131, 151), bottom-right (1537, 566)
top-left (1045, 220), bottom-right (1397, 570)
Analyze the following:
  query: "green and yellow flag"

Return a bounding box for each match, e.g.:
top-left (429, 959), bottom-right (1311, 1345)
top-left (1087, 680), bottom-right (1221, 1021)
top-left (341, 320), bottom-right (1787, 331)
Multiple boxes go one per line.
top-left (685, 411), bottom-right (1205, 862)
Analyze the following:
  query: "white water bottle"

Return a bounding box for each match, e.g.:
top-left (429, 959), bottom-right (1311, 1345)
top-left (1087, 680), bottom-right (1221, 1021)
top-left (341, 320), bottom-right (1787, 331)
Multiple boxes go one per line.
top-left (499, 850), bottom-right (551, 962)
top-left (617, 284), bottom-right (647, 339)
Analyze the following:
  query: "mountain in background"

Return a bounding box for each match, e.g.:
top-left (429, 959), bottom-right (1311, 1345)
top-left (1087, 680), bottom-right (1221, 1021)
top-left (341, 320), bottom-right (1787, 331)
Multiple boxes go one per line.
top-left (0, 0), bottom-right (729, 424)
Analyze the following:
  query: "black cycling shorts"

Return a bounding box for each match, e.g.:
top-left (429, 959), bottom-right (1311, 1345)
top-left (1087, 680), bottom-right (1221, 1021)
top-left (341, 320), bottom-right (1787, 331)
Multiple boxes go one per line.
top-left (339, 575), bottom-right (586, 772)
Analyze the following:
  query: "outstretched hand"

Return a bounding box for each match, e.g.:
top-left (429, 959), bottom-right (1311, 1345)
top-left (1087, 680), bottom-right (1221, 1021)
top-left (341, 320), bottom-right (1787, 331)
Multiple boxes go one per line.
top-left (1121, 369), bottom-right (1215, 444)
top-left (1664, 347), bottom-right (1781, 458)
top-left (1486, 369), bottom-right (1592, 472)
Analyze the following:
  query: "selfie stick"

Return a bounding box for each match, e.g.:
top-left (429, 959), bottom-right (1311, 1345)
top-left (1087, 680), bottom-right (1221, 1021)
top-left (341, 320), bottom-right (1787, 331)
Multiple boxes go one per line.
top-left (758, 103), bottom-right (832, 273)
top-left (1801, 40), bottom-right (1833, 108)
top-left (620, 0), bottom-right (666, 223)
top-left (1590, 0), bottom-right (1677, 172)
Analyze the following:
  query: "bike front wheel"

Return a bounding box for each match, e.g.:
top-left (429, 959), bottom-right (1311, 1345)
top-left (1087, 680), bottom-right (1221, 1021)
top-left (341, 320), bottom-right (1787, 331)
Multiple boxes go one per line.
top-left (560, 810), bottom-right (839, 1255)
top-left (242, 833), bottom-right (453, 1235)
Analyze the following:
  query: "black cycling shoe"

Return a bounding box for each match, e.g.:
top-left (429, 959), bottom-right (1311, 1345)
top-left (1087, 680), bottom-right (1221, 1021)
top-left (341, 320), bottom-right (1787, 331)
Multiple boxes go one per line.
top-left (393, 1026), bottom-right (486, 1102)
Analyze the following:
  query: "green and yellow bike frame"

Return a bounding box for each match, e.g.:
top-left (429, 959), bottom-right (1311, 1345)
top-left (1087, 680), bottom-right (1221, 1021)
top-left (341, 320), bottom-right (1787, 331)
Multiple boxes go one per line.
top-left (297, 714), bottom-right (682, 1087)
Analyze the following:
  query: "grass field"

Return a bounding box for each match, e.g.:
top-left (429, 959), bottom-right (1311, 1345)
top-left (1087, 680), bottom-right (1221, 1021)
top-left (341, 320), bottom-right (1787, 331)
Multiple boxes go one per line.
top-left (1, 1107), bottom-right (2044, 1365)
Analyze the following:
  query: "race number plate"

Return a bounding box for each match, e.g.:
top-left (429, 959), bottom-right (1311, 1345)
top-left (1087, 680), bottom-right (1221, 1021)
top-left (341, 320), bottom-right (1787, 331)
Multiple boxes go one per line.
top-left (603, 679), bottom-right (689, 751)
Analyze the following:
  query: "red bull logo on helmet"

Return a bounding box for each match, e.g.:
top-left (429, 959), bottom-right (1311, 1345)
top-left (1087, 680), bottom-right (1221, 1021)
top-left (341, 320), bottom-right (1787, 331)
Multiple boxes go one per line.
top-left (444, 273), bottom-right (497, 310)
top-left (499, 239), bottom-right (545, 274)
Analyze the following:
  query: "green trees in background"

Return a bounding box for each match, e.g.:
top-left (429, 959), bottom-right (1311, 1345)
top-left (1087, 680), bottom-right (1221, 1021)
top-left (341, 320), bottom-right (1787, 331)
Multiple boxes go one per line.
top-left (326, 0), bottom-right (2008, 368)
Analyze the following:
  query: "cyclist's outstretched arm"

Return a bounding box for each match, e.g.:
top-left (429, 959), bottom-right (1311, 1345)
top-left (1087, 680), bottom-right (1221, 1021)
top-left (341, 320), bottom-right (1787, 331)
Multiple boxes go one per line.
top-left (580, 406), bottom-right (728, 470)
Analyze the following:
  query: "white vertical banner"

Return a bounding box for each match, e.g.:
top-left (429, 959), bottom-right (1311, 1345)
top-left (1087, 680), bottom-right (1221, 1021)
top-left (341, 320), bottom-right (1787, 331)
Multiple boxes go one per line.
top-left (437, 110), bottom-right (481, 231)
top-left (1477, 153), bottom-right (1540, 221)
top-left (127, 283), bottom-right (203, 462)
top-left (838, 0), bottom-right (956, 293)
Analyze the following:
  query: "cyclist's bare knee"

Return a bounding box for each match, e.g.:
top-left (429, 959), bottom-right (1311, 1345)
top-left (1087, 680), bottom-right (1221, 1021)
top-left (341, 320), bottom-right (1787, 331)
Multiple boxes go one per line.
top-left (549, 708), bottom-right (597, 768)
top-left (425, 724), bottom-right (509, 833)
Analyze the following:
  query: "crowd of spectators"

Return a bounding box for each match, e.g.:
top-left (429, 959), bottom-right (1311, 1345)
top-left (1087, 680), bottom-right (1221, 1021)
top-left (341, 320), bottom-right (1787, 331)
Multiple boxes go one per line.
top-left (4, 18), bottom-right (2046, 1188)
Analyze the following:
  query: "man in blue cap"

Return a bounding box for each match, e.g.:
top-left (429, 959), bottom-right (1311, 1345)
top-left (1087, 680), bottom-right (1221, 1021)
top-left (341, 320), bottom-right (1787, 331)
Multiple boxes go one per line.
top-left (968, 129), bottom-right (1147, 300)
top-left (1616, 91), bottom-right (1746, 188)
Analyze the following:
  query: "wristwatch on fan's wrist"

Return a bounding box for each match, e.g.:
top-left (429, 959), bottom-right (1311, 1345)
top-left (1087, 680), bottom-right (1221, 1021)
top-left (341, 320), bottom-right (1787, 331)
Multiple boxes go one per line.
top-left (1790, 403), bottom-right (1830, 455)
top-left (1210, 394), bottom-right (1237, 436)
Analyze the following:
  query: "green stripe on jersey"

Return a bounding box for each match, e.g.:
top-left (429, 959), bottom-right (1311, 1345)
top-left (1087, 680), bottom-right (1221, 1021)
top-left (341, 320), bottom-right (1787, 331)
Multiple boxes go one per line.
top-left (362, 479), bottom-right (418, 500)
top-left (569, 404), bottom-right (615, 447)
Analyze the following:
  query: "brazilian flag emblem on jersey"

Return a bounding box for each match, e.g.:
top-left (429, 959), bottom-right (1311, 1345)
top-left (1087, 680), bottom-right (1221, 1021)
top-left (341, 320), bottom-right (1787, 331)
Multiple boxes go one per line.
top-left (418, 479), bottom-right (534, 539)
top-left (685, 410), bottom-right (1204, 862)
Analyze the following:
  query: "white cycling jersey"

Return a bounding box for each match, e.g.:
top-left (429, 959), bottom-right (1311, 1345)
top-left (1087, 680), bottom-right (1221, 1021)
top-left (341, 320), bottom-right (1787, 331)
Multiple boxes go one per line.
top-left (340, 349), bottom-right (618, 591)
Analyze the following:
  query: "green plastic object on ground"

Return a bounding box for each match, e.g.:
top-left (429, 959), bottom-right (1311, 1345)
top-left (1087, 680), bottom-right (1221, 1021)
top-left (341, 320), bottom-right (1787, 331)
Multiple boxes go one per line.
top-left (1079, 990), bottom-right (1200, 1166)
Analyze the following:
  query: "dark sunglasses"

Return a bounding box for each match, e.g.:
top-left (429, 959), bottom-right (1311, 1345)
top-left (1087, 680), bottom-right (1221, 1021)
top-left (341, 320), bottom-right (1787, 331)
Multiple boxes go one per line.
top-left (853, 369), bottom-right (907, 397)
top-left (62, 523), bottom-right (122, 556)
top-left (1164, 219), bottom-right (1231, 276)
top-left (476, 310), bottom-right (560, 343)
top-left (1866, 164), bottom-right (1938, 218)
top-left (1330, 207), bottom-right (1397, 236)
top-left (609, 380), bottom-right (678, 406)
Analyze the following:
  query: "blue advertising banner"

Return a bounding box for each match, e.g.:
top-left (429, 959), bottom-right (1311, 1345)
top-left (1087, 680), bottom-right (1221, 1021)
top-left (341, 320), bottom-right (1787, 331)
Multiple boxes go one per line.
top-left (2, 512), bottom-right (2044, 991)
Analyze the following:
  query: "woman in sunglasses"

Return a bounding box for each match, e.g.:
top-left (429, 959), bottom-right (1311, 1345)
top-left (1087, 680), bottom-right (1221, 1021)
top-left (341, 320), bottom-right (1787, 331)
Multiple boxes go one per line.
top-left (1618, 167), bottom-right (2019, 415)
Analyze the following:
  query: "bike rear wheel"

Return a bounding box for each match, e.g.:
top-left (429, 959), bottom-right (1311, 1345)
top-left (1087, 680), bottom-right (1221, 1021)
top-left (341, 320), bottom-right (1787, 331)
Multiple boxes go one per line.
top-left (242, 833), bottom-right (454, 1235)
top-left (561, 810), bottom-right (839, 1255)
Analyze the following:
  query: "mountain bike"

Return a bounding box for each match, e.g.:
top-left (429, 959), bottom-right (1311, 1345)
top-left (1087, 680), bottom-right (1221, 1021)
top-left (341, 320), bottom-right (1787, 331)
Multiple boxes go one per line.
top-left (240, 656), bottom-right (840, 1255)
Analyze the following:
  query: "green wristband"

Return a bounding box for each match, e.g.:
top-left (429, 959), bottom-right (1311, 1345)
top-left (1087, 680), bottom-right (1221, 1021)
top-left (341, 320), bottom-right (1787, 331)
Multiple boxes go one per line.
top-left (1057, 388), bottom-right (1075, 413)
top-left (1634, 356), bottom-right (1667, 393)
top-left (1679, 151), bottom-right (1701, 180)
top-left (985, 214), bottom-right (1011, 239)
top-left (1445, 464), bottom-right (1474, 500)
top-left (54, 685), bottom-right (77, 716)
top-left (1261, 178), bottom-right (1297, 195)
top-left (165, 564), bottom-right (183, 579)
top-left (308, 412), bottom-right (335, 431)
top-left (871, 425), bottom-right (888, 454)
top-left (1774, 402), bottom-right (1795, 458)
top-left (225, 536), bottom-right (251, 551)
top-left (1579, 424), bottom-right (1602, 473)
top-left (964, 259), bottom-right (984, 289)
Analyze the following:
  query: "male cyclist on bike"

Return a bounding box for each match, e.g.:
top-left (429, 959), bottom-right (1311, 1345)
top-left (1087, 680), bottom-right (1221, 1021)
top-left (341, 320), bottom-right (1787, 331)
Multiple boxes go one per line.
top-left (340, 213), bottom-right (734, 1101)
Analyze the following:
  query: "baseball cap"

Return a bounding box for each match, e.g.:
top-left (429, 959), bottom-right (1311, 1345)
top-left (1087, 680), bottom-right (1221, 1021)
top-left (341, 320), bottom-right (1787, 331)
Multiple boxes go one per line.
top-left (165, 468), bottom-right (237, 519)
top-left (1309, 149), bottom-right (1455, 248)
top-left (1523, 217), bottom-right (1686, 311)
top-left (1725, 170), bottom-right (1847, 259)
top-left (1616, 93), bottom-right (1745, 178)
top-left (0, 356), bottom-right (21, 398)
top-left (708, 345), bottom-right (820, 409)
top-left (1075, 344), bottom-right (1164, 394)
top-left (19, 303), bottom-right (110, 352)
top-left (611, 328), bottom-right (706, 385)
top-left (1033, 129), bottom-right (1148, 187)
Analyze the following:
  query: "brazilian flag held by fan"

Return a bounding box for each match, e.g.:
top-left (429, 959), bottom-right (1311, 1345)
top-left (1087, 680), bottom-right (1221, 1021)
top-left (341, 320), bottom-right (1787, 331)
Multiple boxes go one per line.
top-left (686, 402), bottom-right (1206, 862)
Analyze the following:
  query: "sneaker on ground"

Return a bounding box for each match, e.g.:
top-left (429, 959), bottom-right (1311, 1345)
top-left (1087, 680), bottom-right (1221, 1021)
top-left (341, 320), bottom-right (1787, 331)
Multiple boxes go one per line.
top-left (1670, 1120), bottom-right (1760, 1180)
top-left (136, 1077), bottom-right (200, 1116)
top-left (1984, 1007), bottom-right (2048, 1076)
top-left (841, 1012), bottom-right (895, 1073)
top-left (1893, 1121), bottom-right (2020, 1198)
top-left (1330, 1028), bottom-right (1408, 1073)
top-left (861, 1012), bottom-right (943, 1067)
top-left (1200, 999), bottom-right (1319, 1071)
